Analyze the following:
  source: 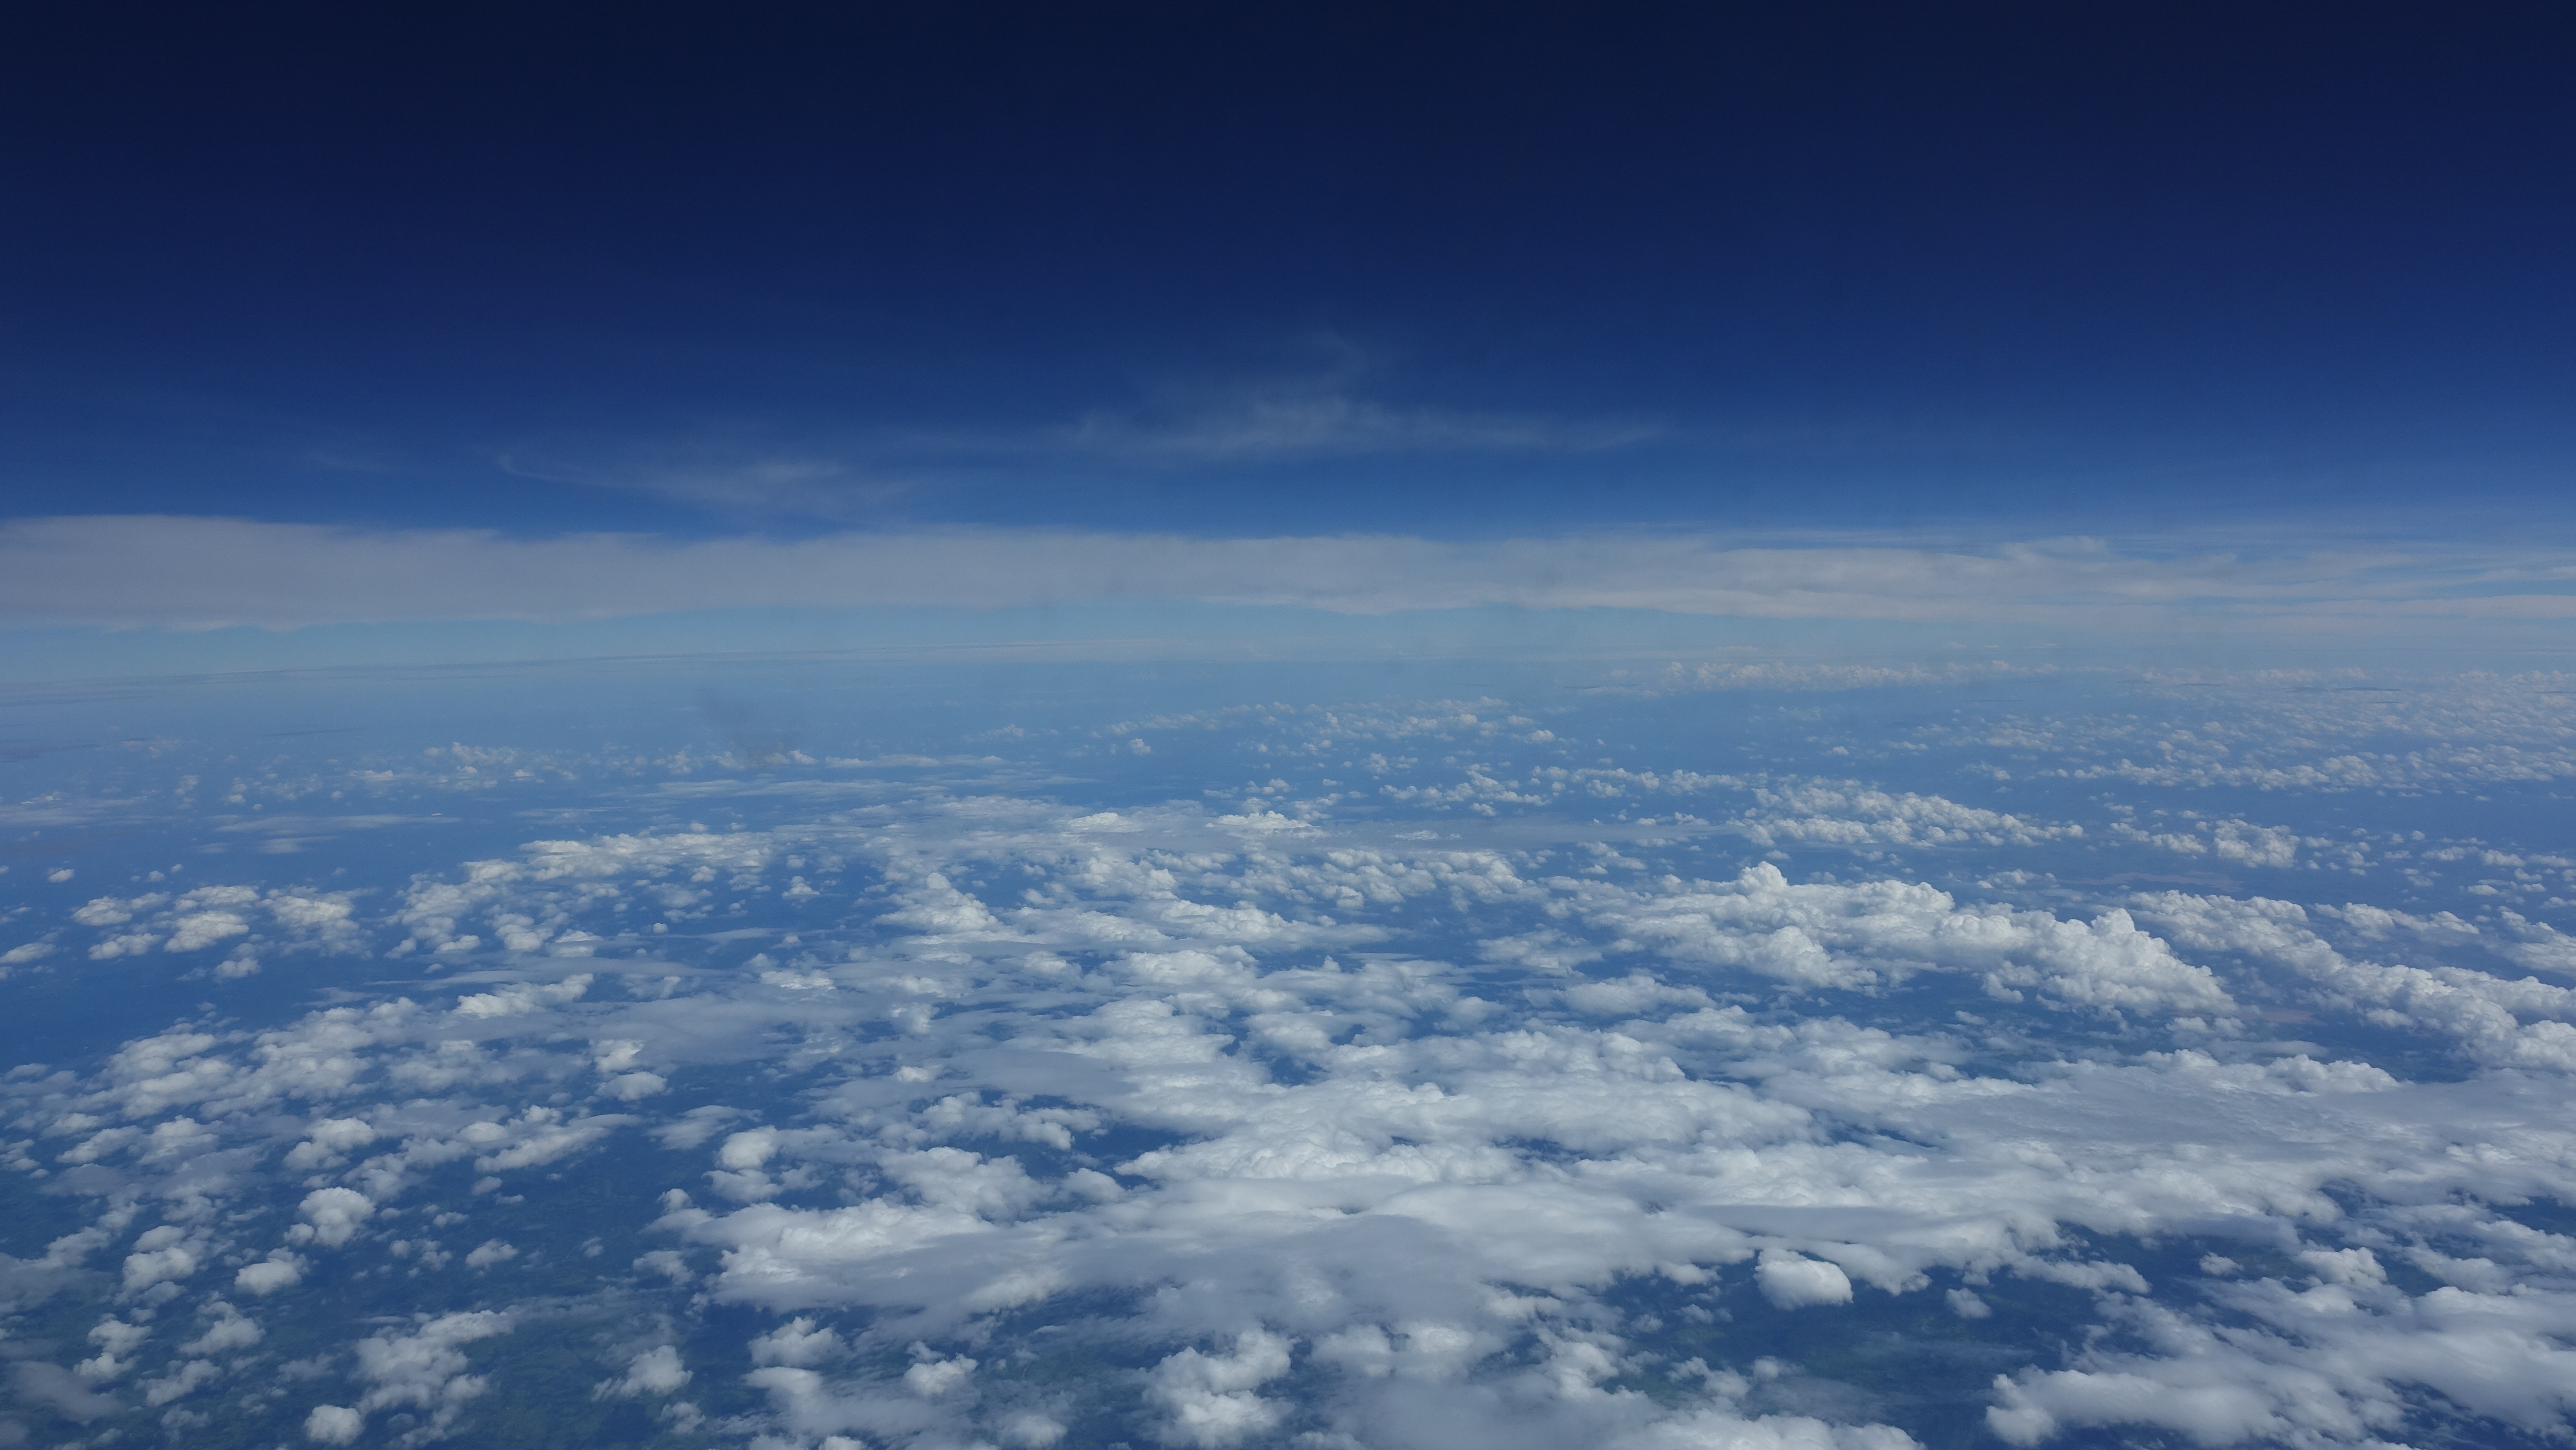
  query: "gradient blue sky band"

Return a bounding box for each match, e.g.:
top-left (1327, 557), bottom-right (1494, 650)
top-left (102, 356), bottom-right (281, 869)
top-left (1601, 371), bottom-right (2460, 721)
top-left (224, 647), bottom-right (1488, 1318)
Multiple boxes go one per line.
top-left (5, 3), bottom-right (2573, 544)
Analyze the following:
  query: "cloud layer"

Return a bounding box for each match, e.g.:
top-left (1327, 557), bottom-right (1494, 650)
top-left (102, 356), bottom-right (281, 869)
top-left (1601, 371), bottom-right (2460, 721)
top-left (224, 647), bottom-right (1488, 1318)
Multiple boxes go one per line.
top-left (4, 516), bottom-right (2574, 635)
top-left (5, 669), bottom-right (2576, 1448)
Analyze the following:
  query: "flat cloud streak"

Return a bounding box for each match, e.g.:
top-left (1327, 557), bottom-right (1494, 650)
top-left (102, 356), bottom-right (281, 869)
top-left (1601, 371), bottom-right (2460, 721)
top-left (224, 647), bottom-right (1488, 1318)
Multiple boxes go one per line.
top-left (3, 516), bottom-right (2573, 635)
top-left (1052, 394), bottom-right (1661, 460)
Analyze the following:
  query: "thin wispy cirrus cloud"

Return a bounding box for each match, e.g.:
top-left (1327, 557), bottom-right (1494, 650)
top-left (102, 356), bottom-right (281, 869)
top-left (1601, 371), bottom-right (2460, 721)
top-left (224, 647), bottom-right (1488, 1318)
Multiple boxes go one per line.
top-left (497, 452), bottom-right (917, 519)
top-left (498, 376), bottom-right (1658, 522)
top-left (483, 429), bottom-right (1502, 527)
top-left (1048, 387), bottom-right (1662, 462)
top-left (1035, 340), bottom-right (1662, 463)
top-left (2, 515), bottom-right (2573, 639)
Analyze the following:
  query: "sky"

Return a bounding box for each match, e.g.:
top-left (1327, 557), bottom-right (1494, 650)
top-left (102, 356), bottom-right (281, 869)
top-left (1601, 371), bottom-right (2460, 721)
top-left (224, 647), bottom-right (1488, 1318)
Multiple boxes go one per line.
top-left (14, 19), bottom-right (2576, 1445)
top-left (4, 2), bottom-right (2576, 663)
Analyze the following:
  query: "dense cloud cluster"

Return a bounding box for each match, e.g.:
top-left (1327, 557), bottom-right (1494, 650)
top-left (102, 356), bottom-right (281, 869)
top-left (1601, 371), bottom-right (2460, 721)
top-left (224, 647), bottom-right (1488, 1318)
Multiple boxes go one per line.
top-left (1, 666), bottom-right (2574, 1447)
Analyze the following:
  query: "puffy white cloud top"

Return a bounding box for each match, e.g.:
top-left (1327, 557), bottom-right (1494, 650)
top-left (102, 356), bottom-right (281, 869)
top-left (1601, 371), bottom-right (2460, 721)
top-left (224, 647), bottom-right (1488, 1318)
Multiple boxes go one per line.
top-left (6, 666), bottom-right (2576, 1448)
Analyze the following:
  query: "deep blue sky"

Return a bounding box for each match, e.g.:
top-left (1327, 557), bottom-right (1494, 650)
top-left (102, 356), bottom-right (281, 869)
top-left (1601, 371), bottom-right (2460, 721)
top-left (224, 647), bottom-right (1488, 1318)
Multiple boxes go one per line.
top-left (6, 1), bottom-right (2574, 540)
